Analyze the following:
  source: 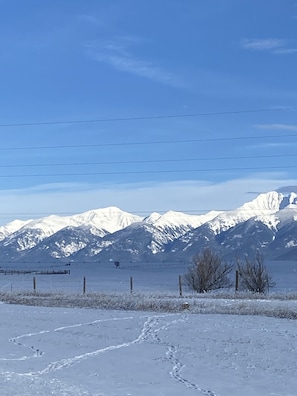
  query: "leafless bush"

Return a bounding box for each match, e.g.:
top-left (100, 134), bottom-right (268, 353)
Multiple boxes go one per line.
top-left (237, 253), bottom-right (275, 293)
top-left (184, 248), bottom-right (233, 293)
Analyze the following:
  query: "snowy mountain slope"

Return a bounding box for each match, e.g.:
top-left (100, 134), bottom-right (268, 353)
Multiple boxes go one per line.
top-left (1, 207), bottom-right (142, 238)
top-left (206, 191), bottom-right (297, 235)
top-left (166, 222), bottom-right (220, 259)
top-left (217, 219), bottom-right (276, 259)
top-left (0, 219), bottom-right (32, 242)
top-left (267, 221), bottom-right (297, 260)
top-left (77, 210), bottom-right (223, 263)
top-left (71, 207), bottom-right (143, 234)
top-left (168, 193), bottom-right (297, 260)
top-left (72, 221), bottom-right (172, 263)
top-left (14, 225), bottom-right (99, 264)
top-left (2, 191), bottom-right (297, 264)
top-left (263, 207), bottom-right (297, 259)
top-left (144, 210), bottom-right (221, 240)
top-left (0, 207), bottom-right (142, 255)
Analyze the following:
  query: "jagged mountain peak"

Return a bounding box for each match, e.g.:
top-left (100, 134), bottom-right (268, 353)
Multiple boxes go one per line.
top-left (74, 206), bottom-right (132, 219)
top-left (143, 212), bottom-right (162, 223)
top-left (2, 190), bottom-right (297, 263)
top-left (0, 206), bottom-right (143, 254)
top-left (206, 191), bottom-right (292, 235)
top-left (6, 206), bottom-right (142, 237)
top-left (72, 206), bottom-right (142, 232)
top-left (239, 191), bottom-right (285, 213)
top-left (22, 215), bottom-right (71, 234)
top-left (145, 209), bottom-right (220, 229)
top-left (238, 191), bottom-right (297, 214)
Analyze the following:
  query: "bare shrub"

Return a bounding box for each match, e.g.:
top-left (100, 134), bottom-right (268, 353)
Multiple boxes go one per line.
top-left (184, 248), bottom-right (233, 293)
top-left (237, 252), bottom-right (275, 293)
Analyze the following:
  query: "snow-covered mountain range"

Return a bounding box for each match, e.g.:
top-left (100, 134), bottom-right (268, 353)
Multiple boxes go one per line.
top-left (1, 191), bottom-right (297, 265)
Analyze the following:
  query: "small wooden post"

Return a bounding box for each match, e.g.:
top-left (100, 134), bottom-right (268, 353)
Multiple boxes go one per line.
top-left (33, 277), bottom-right (36, 292)
top-left (83, 276), bottom-right (86, 294)
top-left (130, 276), bottom-right (133, 294)
top-left (179, 275), bottom-right (183, 297)
top-left (235, 270), bottom-right (239, 292)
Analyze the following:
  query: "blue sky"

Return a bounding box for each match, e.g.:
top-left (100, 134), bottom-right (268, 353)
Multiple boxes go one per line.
top-left (0, 0), bottom-right (297, 224)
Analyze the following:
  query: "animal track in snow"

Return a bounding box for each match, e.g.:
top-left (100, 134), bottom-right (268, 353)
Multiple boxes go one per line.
top-left (149, 315), bottom-right (217, 396)
top-left (166, 345), bottom-right (217, 396)
top-left (17, 315), bottom-right (164, 376)
top-left (5, 312), bottom-right (218, 395)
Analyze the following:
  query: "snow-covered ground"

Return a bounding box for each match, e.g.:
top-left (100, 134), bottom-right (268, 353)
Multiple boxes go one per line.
top-left (0, 261), bottom-right (297, 395)
top-left (0, 303), bottom-right (296, 396)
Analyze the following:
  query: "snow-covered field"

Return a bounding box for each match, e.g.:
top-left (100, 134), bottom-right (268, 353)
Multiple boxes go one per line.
top-left (0, 261), bottom-right (297, 395)
top-left (0, 303), bottom-right (296, 396)
top-left (1, 260), bottom-right (297, 294)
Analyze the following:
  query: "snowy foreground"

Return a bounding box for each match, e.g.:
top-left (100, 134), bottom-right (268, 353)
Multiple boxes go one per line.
top-left (0, 260), bottom-right (297, 395)
top-left (0, 300), bottom-right (297, 396)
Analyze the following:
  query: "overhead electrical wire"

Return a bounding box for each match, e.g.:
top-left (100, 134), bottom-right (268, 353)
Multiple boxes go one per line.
top-left (0, 205), bottom-right (291, 219)
top-left (0, 107), bottom-right (295, 220)
top-left (0, 209), bottom-right (272, 218)
top-left (0, 106), bottom-right (296, 128)
top-left (1, 133), bottom-right (297, 151)
top-left (0, 152), bottom-right (296, 168)
top-left (0, 164), bottom-right (297, 178)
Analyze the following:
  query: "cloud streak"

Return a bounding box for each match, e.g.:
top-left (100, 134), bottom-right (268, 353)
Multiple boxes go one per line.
top-left (241, 38), bottom-right (297, 54)
top-left (0, 175), bottom-right (296, 225)
top-left (86, 38), bottom-right (187, 88)
top-left (256, 124), bottom-right (297, 132)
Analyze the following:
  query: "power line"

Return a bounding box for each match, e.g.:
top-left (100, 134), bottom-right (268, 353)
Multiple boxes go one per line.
top-left (0, 165), bottom-right (297, 178)
top-left (0, 206), bottom-right (292, 221)
top-left (0, 106), bottom-right (296, 128)
top-left (1, 133), bottom-right (297, 151)
top-left (0, 206), bottom-right (289, 216)
top-left (0, 153), bottom-right (296, 168)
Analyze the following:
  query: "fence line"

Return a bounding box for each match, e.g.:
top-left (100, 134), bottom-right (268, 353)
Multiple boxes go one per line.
top-left (0, 271), bottom-right (294, 294)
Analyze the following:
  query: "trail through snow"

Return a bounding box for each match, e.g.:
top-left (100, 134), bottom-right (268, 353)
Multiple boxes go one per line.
top-left (0, 304), bottom-right (296, 396)
top-left (0, 314), bottom-right (215, 396)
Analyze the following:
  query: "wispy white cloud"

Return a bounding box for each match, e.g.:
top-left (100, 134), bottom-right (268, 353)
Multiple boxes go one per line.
top-left (0, 175), bottom-right (296, 225)
top-left (248, 124), bottom-right (297, 149)
top-left (86, 38), bottom-right (187, 88)
top-left (256, 124), bottom-right (297, 132)
top-left (248, 142), bottom-right (297, 149)
top-left (241, 38), bottom-right (287, 50)
top-left (241, 38), bottom-right (297, 55)
top-left (274, 48), bottom-right (297, 54)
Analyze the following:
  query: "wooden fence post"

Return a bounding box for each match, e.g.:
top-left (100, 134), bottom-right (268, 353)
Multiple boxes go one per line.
top-left (130, 276), bottom-right (133, 294)
top-left (235, 270), bottom-right (239, 292)
top-left (179, 275), bottom-right (183, 297)
top-left (83, 276), bottom-right (86, 294)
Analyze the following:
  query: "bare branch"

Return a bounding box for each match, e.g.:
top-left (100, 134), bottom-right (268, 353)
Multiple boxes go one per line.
top-left (184, 248), bottom-right (233, 293)
top-left (237, 252), bottom-right (275, 293)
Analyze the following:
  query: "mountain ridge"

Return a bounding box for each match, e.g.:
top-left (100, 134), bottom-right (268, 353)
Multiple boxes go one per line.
top-left (1, 191), bottom-right (297, 264)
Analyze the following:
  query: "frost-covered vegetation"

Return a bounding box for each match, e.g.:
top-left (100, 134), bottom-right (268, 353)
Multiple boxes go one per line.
top-left (1, 290), bottom-right (297, 319)
top-left (237, 252), bottom-right (275, 293)
top-left (184, 248), bottom-right (233, 293)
